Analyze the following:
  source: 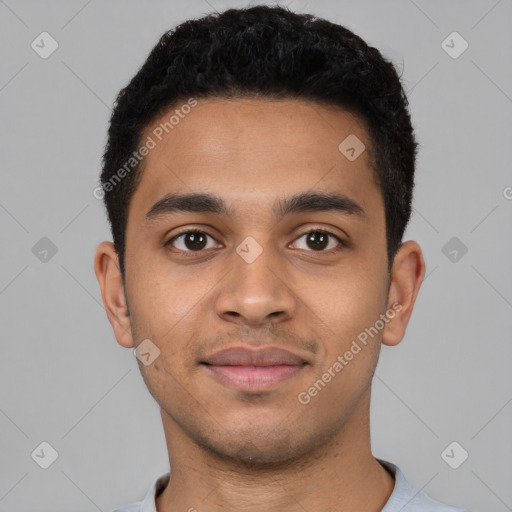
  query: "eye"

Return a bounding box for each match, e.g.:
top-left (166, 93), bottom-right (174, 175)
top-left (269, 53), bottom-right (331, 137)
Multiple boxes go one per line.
top-left (290, 229), bottom-right (343, 252)
top-left (165, 230), bottom-right (220, 252)
top-left (165, 228), bottom-right (344, 255)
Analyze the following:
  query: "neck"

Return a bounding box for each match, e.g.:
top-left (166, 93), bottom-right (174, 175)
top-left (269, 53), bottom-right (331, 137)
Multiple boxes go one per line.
top-left (155, 392), bottom-right (395, 512)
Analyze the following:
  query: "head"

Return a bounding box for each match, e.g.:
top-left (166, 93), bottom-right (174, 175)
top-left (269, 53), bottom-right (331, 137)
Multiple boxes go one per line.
top-left (95, 5), bottom-right (425, 467)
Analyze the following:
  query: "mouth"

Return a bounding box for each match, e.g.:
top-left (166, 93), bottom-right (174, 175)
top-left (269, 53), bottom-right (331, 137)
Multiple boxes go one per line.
top-left (200, 346), bottom-right (308, 392)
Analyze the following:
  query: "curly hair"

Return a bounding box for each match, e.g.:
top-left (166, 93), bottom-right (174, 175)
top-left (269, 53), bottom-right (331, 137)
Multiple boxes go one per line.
top-left (100, 4), bottom-right (418, 279)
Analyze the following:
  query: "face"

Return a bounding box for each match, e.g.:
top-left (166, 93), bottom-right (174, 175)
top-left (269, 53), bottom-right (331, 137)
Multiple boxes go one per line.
top-left (96, 97), bottom-right (423, 466)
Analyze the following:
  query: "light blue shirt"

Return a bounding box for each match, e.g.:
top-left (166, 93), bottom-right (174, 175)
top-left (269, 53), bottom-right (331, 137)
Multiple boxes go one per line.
top-left (111, 459), bottom-right (470, 512)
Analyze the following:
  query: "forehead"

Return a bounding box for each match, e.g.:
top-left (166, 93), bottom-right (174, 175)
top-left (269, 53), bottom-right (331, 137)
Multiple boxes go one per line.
top-left (129, 98), bottom-right (381, 222)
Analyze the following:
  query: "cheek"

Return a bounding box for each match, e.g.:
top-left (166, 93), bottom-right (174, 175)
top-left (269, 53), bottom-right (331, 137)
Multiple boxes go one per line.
top-left (127, 262), bottom-right (206, 338)
top-left (303, 294), bottom-right (383, 414)
top-left (302, 269), bottom-right (388, 393)
top-left (305, 267), bottom-right (387, 336)
top-left (127, 263), bottom-right (216, 388)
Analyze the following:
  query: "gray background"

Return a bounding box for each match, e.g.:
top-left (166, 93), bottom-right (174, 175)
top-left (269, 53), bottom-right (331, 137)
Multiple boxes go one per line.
top-left (0, 0), bottom-right (511, 511)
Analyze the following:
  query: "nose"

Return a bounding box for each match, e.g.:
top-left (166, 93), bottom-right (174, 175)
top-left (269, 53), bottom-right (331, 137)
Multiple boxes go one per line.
top-left (214, 243), bottom-right (297, 328)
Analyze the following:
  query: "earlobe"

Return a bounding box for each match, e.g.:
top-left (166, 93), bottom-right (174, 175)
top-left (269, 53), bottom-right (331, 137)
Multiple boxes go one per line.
top-left (381, 240), bottom-right (426, 347)
top-left (94, 241), bottom-right (134, 348)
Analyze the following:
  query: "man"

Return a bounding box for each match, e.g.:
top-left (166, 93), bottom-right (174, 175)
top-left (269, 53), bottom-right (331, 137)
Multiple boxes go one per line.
top-left (94, 5), bottom-right (470, 512)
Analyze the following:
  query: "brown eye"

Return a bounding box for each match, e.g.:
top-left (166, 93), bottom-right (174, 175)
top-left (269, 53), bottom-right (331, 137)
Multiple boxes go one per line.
top-left (166, 230), bottom-right (218, 252)
top-left (290, 230), bottom-right (343, 252)
top-left (306, 232), bottom-right (329, 250)
top-left (183, 232), bottom-right (207, 250)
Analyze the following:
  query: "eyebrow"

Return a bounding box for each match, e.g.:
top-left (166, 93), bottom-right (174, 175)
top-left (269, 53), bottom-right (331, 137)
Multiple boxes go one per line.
top-left (145, 191), bottom-right (365, 222)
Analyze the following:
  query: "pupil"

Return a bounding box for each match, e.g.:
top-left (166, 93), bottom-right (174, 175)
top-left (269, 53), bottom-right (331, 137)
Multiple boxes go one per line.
top-left (186, 232), bottom-right (207, 250)
top-left (308, 232), bottom-right (328, 250)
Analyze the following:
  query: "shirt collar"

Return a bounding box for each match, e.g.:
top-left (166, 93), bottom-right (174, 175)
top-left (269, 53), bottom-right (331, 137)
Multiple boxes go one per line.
top-left (139, 471), bottom-right (170, 512)
top-left (140, 460), bottom-right (405, 511)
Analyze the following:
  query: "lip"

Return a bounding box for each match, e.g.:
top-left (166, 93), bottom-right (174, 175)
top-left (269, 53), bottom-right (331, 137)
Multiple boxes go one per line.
top-left (201, 346), bottom-right (308, 392)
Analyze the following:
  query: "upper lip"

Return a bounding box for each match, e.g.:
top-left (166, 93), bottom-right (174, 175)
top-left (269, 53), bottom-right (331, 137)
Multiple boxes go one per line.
top-left (202, 346), bottom-right (307, 366)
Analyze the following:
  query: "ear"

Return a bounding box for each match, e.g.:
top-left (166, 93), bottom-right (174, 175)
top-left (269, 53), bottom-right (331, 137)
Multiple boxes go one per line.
top-left (381, 240), bottom-right (426, 347)
top-left (94, 241), bottom-right (134, 348)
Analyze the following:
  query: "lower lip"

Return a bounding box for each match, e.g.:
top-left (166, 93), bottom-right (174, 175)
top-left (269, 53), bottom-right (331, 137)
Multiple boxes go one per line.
top-left (202, 364), bottom-right (305, 391)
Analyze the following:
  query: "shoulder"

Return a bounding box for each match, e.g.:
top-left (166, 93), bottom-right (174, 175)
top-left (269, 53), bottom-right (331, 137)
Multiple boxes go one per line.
top-left (109, 472), bottom-right (170, 512)
top-left (413, 492), bottom-right (471, 512)
top-left (378, 459), bottom-right (471, 512)
top-left (110, 504), bottom-right (141, 512)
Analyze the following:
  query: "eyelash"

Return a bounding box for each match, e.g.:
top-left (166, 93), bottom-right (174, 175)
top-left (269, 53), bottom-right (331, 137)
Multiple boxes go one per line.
top-left (164, 228), bottom-right (345, 256)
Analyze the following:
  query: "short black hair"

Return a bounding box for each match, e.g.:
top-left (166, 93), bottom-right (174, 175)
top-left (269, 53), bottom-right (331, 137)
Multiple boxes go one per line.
top-left (100, 4), bottom-right (418, 279)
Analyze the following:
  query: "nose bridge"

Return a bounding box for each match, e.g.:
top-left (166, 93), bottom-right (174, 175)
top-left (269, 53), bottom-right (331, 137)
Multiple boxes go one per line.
top-left (215, 235), bottom-right (296, 325)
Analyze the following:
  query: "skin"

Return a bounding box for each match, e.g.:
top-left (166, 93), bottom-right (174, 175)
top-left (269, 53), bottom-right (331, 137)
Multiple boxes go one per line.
top-left (95, 98), bottom-right (425, 512)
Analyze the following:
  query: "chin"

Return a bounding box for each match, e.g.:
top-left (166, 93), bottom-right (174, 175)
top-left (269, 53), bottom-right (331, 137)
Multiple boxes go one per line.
top-left (200, 438), bottom-right (305, 469)
top-left (192, 422), bottom-right (326, 470)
